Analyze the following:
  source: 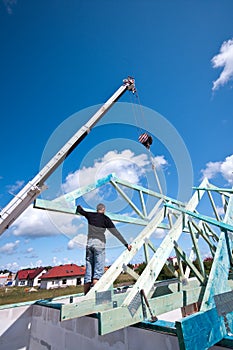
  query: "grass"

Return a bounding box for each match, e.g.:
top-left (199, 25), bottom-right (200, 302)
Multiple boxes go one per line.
top-left (0, 285), bottom-right (84, 306)
top-left (0, 274), bottom-right (135, 306)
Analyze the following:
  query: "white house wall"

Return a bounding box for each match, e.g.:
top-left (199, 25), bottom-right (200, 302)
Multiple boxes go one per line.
top-left (30, 270), bottom-right (47, 287)
top-left (15, 279), bottom-right (28, 287)
top-left (40, 276), bottom-right (83, 290)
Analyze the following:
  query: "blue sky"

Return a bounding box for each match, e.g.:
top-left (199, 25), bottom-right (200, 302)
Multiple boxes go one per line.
top-left (1, 0), bottom-right (233, 272)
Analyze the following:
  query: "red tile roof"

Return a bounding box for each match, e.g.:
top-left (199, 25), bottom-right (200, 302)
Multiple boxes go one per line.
top-left (17, 267), bottom-right (44, 280)
top-left (16, 267), bottom-right (45, 280)
top-left (28, 267), bottom-right (45, 279)
top-left (41, 264), bottom-right (85, 280)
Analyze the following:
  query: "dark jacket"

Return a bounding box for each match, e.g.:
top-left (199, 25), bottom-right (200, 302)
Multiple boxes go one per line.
top-left (76, 205), bottom-right (128, 246)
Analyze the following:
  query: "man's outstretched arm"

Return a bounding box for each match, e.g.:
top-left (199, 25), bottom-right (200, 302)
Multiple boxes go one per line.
top-left (107, 220), bottom-right (132, 251)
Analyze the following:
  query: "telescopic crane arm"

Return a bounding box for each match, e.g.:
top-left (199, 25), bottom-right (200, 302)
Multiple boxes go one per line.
top-left (0, 77), bottom-right (136, 236)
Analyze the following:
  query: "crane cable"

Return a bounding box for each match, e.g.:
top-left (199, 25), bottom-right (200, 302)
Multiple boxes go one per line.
top-left (130, 89), bottom-right (163, 196)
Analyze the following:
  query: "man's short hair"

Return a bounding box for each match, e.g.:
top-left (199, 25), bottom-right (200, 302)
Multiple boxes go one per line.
top-left (96, 203), bottom-right (105, 211)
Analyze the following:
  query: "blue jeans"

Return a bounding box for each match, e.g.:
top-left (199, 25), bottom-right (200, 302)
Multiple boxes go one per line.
top-left (84, 238), bottom-right (105, 284)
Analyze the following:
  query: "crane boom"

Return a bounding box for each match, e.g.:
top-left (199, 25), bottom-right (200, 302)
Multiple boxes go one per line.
top-left (0, 77), bottom-right (136, 236)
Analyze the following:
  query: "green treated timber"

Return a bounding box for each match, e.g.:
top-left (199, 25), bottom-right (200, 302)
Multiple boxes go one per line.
top-left (98, 286), bottom-right (204, 335)
top-left (122, 264), bottom-right (140, 280)
top-left (60, 279), bottom-right (202, 323)
top-left (34, 199), bottom-right (149, 226)
top-left (218, 334), bottom-right (233, 349)
top-left (153, 276), bottom-right (201, 293)
top-left (193, 186), bottom-right (233, 194)
top-left (188, 222), bottom-right (206, 278)
top-left (176, 308), bottom-right (233, 350)
top-left (61, 292), bottom-right (128, 321)
top-left (34, 198), bottom-right (75, 214)
top-left (207, 190), bottom-right (221, 221)
top-left (35, 172), bottom-right (186, 219)
top-left (110, 179), bottom-right (146, 219)
top-left (200, 194), bottom-right (233, 311)
top-left (114, 176), bottom-right (186, 207)
top-left (165, 203), bottom-right (233, 233)
top-left (53, 173), bottom-right (116, 203)
top-left (135, 319), bottom-right (177, 335)
top-left (200, 232), bottom-right (232, 311)
top-left (173, 242), bottom-right (205, 284)
top-left (139, 190), bottom-right (147, 217)
top-left (36, 300), bottom-right (62, 310)
top-left (122, 178), bottom-right (209, 307)
top-left (34, 198), bottom-right (174, 230)
top-left (191, 221), bottom-right (217, 253)
top-left (98, 304), bottom-right (144, 335)
top-left (176, 195), bottom-right (233, 350)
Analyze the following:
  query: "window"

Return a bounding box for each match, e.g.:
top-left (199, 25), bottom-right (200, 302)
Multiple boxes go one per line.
top-left (62, 279), bottom-right (67, 285)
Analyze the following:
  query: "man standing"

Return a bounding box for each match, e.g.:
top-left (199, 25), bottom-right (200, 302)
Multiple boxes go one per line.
top-left (76, 203), bottom-right (132, 294)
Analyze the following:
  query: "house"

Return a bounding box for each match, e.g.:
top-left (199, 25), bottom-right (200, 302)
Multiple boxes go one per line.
top-left (28, 267), bottom-right (47, 287)
top-left (0, 273), bottom-right (9, 287)
top-left (2, 272), bottom-right (16, 286)
top-left (40, 264), bottom-right (85, 290)
top-left (15, 267), bottom-right (47, 287)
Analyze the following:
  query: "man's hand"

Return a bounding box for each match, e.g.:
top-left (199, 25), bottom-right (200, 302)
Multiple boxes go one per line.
top-left (76, 205), bottom-right (82, 214)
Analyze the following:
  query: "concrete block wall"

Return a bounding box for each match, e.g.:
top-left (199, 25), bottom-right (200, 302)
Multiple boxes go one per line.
top-left (29, 305), bottom-right (180, 350)
top-left (0, 304), bottom-right (32, 350)
top-left (0, 303), bottom-right (229, 350)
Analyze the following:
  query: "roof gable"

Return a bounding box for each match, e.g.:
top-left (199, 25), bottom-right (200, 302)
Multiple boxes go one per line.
top-left (16, 267), bottom-right (46, 280)
top-left (28, 267), bottom-right (46, 279)
top-left (16, 269), bottom-right (33, 280)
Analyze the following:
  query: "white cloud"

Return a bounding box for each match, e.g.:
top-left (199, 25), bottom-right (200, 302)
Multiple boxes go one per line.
top-left (52, 256), bottom-right (73, 266)
top-left (2, 261), bottom-right (20, 272)
top-left (201, 161), bottom-right (222, 180)
top-left (0, 240), bottom-right (20, 254)
top-left (153, 228), bottom-right (166, 239)
top-left (67, 234), bottom-right (87, 249)
top-left (151, 155), bottom-right (168, 168)
top-left (11, 204), bottom-right (81, 238)
top-left (62, 149), bottom-right (151, 193)
top-left (52, 256), bottom-right (60, 265)
top-left (201, 154), bottom-right (233, 184)
top-left (36, 259), bottom-right (43, 267)
top-left (212, 38), bottom-right (233, 91)
top-left (26, 247), bottom-right (34, 253)
top-left (216, 206), bottom-right (225, 216)
top-left (7, 180), bottom-right (25, 194)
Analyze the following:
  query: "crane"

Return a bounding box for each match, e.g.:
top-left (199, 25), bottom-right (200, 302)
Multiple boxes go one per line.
top-left (0, 76), bottom-right (136, 236)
